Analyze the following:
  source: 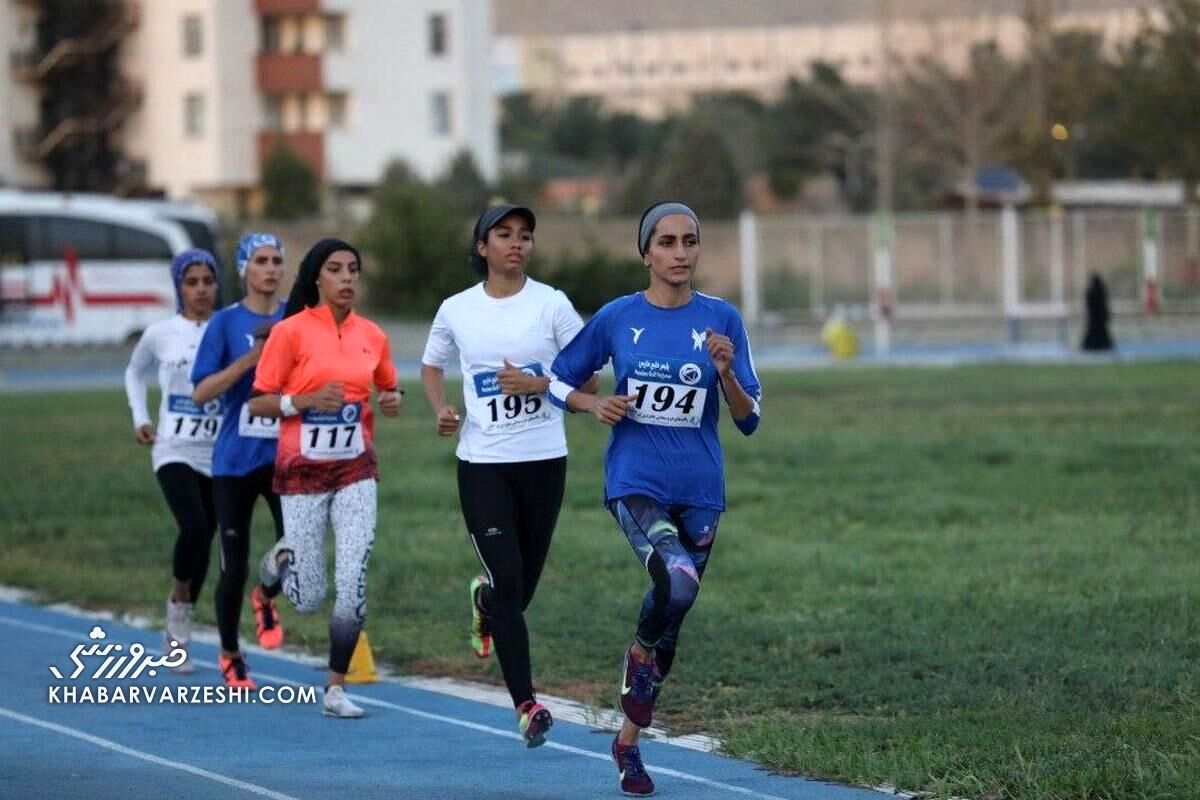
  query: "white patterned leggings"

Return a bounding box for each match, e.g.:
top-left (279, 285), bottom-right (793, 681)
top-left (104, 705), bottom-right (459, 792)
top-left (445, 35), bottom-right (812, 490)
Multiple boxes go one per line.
top-left (279, 478), bottom-right (376, 674)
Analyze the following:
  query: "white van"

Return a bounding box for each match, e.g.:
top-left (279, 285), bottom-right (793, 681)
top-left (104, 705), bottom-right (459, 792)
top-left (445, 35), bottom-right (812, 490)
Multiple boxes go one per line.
top-left (0, 194), bottom-right (195, 346)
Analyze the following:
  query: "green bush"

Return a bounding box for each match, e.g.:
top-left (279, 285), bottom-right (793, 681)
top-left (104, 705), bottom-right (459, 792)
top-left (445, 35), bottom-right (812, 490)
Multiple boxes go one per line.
top-left (261, 143), bottom-right (320, 220)
top-left (359, 161), bottom-right (474, 317)
top-left (533, 245), bottom-right (647, 315)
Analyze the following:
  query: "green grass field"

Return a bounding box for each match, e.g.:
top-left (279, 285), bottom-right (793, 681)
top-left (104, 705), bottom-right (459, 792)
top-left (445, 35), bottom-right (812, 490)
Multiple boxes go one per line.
top-left (2, 363), bottom-right (1199, 799)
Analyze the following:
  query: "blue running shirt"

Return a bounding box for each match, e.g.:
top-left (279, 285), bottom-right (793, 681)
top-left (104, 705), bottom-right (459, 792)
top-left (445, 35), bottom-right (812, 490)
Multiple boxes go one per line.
top-left (550, 292), bottom-right (762, 510)
top-left (191, 301), bottom-right (285, 477)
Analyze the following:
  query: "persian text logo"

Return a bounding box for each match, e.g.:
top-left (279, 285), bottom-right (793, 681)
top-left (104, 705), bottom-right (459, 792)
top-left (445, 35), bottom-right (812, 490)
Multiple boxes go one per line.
top-left (48, 625), bottom-right (186, 681)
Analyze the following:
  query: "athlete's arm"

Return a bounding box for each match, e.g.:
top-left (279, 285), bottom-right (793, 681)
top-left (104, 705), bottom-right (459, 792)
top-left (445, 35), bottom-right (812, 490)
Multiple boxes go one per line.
top-left (565, 389), bottom-right (638, 426)
top-left (124, 326), bottom-right (156, 443)
top-left (420, 364), bottom-right (461, 437)
top-left (707, 323), bottom-right (762, 434)
top-left (193, 343), bottom-right (261, 404)
top-left (247, 383), bottom-right (345, 418)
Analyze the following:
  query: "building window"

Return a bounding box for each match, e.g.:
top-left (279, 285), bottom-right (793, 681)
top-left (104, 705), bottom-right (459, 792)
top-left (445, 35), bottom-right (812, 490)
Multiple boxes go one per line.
top-left (326, 92), bottom-right (348, 129)
top-left (182, 15), bottom-right (203, 57)
top-left (324, 14), bottom-right (345, 52)
top-left (431, 91), bottom-right (451, 136)
top-left (261, 17), bottom-right (281, 53)
top-left (263, 95), bottom-right (283, 132)
top-left (184, 93), bottom-right (204, 137)
top-left (297, 93), bottom-right (311, 131)
top-left (428, 13), bottom-right (447, 56)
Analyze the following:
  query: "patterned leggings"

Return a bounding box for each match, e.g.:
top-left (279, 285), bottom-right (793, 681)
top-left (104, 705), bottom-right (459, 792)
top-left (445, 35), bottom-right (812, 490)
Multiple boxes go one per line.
top-left (279, 478), bottom-right (376, 674)
top-left (608, 494), bottom-right (720, 686)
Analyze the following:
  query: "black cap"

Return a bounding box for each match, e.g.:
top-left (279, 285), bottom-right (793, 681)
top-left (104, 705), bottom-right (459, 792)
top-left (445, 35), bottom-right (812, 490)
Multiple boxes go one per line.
top-left (473, 204), bottom-right (536, 243)
top-left (469, 204), bottom-right (537, 276)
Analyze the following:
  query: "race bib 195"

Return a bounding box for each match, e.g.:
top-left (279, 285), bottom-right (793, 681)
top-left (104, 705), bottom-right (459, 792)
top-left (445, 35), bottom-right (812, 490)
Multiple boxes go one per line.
top-left (238, 403), bottom-right (279, 439)
top-left (300, 402), bottom-right (364, 460)
top-left (624, 356), bottom-right (710, 428)
top-left (161, 395), bottom-right (222, 441)
top-left (469, 363), bottom-right (552, 435)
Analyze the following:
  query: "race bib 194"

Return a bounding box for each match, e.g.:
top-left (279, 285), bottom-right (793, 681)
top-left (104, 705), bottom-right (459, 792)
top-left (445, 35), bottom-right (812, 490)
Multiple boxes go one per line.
top-left (300, 402), bottom-right (364, 460)
top-left (238, 403), bottom-right (279, 439)
top-left (624, 356), bottom-right (710, 428)
top-left (469, 363), bottom-right (552, 435)
top-left (161, 395), bottom-right (222, 441)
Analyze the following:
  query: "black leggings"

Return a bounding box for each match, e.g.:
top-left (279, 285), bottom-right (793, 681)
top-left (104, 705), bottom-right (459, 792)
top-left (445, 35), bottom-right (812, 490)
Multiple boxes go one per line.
top-left (155, 463), bottom-right (217, 603)
top-left (213, 465), bottom-right (284, 653)
top-left (457, 457), bottom-right (567, 707)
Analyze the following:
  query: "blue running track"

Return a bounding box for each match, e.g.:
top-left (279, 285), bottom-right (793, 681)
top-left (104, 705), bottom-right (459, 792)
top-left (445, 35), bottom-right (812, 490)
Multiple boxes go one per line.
top-left (0, 597), bottom-right (889, 800)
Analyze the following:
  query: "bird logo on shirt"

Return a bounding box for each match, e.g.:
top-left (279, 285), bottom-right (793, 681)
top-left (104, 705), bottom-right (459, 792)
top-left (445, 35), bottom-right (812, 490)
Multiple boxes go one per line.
top-left (691, 328), bottom-right (707, 351)
top-left (245, 334), bottom-right (256, 349)
top-left (631, 327), bottom-right (645, 345)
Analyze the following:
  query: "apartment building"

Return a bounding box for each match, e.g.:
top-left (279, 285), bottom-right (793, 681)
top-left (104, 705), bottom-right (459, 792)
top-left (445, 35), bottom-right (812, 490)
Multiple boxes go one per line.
top-left (1, 0), bottom-right (498, 210)
top-left (496, 0), bottom-right (1157, 118)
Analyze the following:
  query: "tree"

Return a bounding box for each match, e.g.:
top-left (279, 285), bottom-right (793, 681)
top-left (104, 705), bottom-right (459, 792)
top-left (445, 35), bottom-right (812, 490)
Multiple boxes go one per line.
top-left (645, 117), bottom-right (744, 219)
top-left (358, 160), bottom-right (473, 317)
top-left (436, 150), bottom-right (492, 216)
top-left (1118, 0), bottom-right (1200, 270)
top-left (261, 143), bottom-right (320, 220)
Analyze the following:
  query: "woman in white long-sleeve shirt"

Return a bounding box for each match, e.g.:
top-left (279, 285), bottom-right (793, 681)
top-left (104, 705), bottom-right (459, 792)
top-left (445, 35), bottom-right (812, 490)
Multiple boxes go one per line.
top-left (124, 248), bottom-right (221, 671)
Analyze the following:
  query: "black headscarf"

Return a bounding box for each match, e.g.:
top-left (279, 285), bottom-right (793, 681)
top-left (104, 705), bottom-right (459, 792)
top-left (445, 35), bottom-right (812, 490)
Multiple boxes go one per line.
top-left (284, 237), bottom-right (362, 318)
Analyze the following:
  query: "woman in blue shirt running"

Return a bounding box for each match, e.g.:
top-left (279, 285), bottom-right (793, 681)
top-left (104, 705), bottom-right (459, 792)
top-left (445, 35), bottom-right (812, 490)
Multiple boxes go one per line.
top-left (549, 201), bottom-right (763, 797)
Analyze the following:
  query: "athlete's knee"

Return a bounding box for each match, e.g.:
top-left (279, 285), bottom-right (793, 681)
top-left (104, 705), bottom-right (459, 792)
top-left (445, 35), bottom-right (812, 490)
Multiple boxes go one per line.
top-left (663, 565), bottom-right (701, 617)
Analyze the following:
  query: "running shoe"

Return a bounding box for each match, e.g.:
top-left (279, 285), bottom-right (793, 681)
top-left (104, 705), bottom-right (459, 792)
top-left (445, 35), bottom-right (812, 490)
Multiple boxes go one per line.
top-left (517, 700), bottom-right (553, 748)
top-left (258, 540), bottom-right (289, 591)
top-left (619, 645), bottom-right (659, 729)
top-left (469, 575), bottom-right (493, 659)
top-left (322, 685), bottom-right (365, 718)
top-left (251, 584), bottom-right (284, 650)
top-left (611, 736), bottom-right (656, 796)
top-left (219, 655), bottom-right (257, 691)
top-left (164, 599), bottom-right (194, 674)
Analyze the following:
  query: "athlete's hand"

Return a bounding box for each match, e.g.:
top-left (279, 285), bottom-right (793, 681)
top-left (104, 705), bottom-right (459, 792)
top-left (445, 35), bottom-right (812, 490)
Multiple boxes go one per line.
top-left (705, 327), bottom-right (734, 377)
top-left (308, 382), bottom-right (345, 413)
top-left (497, 359), bottom-right (544, 396)
top-left (436, 404), bottom-right (462, 437)
top-left (378, 390), bottom-right (402, 417)
top-left (590, 394), bottom-right (638, 426)
top-left (134, 424), bottom-right (156, 445)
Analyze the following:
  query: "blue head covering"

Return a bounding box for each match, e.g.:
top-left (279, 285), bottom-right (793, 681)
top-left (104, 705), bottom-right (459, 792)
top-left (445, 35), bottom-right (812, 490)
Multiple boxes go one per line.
top-left (235, 233), bottom-right (285, 281)
top-left (170, 248), bottom-right (220, 312)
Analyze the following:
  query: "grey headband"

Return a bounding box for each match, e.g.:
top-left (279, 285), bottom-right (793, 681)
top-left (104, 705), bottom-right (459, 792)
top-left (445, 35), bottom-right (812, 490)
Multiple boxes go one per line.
top-left (638, 202), bottom-right (700, 256)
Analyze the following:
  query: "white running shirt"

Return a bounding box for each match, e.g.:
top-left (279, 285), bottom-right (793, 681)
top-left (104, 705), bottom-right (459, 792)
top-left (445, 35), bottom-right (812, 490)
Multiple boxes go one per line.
top-left (422, 279), bottom-right (585, 463)
top-left (124, 315), bottom-right (219, 475)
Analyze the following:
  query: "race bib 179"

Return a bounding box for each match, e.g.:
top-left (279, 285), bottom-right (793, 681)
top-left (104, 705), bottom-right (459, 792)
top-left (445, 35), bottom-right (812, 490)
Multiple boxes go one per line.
top-left (161, 394), bottom-right (222, 441)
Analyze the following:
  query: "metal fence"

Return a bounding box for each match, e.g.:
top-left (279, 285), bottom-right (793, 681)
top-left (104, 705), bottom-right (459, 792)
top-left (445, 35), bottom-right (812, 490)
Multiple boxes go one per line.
top-left (749, 207), bottom-right (1200, 323)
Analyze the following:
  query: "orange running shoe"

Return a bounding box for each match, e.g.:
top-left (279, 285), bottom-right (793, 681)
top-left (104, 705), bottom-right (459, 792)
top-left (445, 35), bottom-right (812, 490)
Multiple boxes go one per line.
top-left (469, 575), bottom-right (493, 659)
top-left (219, 655), bottom-right (257, 691)
top-left (251, 585), bottom-right (284, 650)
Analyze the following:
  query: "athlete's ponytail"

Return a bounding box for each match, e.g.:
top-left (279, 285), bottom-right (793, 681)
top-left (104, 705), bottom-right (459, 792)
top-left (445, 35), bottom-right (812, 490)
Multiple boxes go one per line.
top-left (284, 237), bottom-right (362, 318)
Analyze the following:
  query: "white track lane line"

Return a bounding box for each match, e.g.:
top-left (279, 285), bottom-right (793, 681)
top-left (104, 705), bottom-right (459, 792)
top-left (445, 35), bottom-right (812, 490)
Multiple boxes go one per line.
top-left (0, 612), bottom-right (796, 800)
top-left (0, 706), bottom-right (301, 800)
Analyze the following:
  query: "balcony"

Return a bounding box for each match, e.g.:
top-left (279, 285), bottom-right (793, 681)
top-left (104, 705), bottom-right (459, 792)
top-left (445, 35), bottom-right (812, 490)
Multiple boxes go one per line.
top-left (9, 2), bottom-right (141, 83)
top-left (256, 52), bottom-right (322, 92)
top-left (255, 0), bottom-right (321, 14)
top-left (258, 131), bottom-right (324, 178)
top-left (17, 80), bottom-right (143, 160)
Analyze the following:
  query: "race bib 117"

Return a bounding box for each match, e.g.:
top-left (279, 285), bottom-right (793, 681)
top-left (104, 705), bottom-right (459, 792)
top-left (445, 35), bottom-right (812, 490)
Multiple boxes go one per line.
top-left (300, 402), bottom-right (364, 460)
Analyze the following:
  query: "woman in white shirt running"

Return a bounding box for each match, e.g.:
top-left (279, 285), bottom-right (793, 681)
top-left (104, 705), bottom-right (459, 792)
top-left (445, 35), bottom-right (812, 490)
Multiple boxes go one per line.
top-left (421, 205), bottom-right (596, 747)
top-left (124, 248), bottom-right (222, 671)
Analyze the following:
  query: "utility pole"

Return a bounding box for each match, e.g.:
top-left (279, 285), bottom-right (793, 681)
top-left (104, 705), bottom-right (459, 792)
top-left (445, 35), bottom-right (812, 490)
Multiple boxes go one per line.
top-left (873, 0), bottom-right (896, 355)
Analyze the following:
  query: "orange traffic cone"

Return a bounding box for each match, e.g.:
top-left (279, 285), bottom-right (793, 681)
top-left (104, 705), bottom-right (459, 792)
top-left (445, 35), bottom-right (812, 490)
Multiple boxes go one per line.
top-left (345, 631), bottom-right (378, 684)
